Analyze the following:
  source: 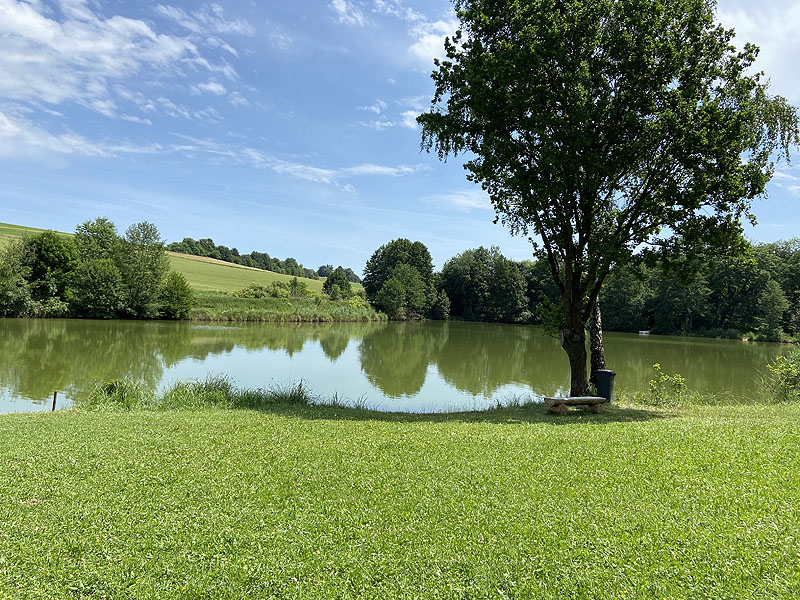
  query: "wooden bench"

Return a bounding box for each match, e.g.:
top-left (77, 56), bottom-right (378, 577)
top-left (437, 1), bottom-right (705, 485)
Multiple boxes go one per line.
top-left (544, 396), bottom-right (606, 415)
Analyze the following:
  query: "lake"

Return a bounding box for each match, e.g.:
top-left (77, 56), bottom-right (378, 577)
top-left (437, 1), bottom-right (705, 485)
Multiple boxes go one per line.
top-left (0, 318), bottom-right (789, 413)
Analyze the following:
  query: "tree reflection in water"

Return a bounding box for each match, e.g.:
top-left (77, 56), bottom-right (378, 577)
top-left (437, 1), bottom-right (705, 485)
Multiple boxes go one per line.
top-left (0, 319), bottom-right (789, 409)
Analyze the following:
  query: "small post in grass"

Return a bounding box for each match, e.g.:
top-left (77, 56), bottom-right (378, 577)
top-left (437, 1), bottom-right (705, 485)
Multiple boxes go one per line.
top-left (52, 391), bottom-right (58, 412)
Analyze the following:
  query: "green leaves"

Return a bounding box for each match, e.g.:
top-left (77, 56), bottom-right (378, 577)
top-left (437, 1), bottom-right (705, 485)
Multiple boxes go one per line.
top-left (363, 239), bottom-right (436, 319)
top-left (420, 0), bottom-right (799, 393)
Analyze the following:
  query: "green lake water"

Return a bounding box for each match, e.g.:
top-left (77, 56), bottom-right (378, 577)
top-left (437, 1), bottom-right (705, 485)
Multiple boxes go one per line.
top-left (0, 318), bottom-right (789, 413)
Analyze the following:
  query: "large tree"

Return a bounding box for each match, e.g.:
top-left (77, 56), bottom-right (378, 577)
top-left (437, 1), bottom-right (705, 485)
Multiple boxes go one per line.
top-left (419, 0), bottom-right (798, 395)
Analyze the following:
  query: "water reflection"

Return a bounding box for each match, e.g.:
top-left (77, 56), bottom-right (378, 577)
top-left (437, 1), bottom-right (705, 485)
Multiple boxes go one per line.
top-left (359, 322), bottom-right (449, 397)
top-left (0, 318), bottom-right (789, 412)
top-left (435, 322), bottom-right (569, 396)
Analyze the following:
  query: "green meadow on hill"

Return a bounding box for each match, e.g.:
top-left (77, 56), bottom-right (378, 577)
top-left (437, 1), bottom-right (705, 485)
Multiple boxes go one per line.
top-left (0, 221), bottom-right (332, 294)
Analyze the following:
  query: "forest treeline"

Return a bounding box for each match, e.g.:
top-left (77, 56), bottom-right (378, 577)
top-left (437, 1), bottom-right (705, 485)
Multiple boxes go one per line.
top-left (363, 238), bottom-right (800, 342)
top-left (167, 237), bottom-right (361, 283)
top-left (0, 219), bottom-right (193, 319)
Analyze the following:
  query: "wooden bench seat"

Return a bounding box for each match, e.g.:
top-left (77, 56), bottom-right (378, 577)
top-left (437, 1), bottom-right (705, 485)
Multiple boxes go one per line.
top-left (544, 396), bottom-right (607, 415)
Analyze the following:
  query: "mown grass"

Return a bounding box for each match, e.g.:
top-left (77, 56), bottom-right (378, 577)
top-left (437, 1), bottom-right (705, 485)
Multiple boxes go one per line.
top-left (0, 221), bottom-right (71, 248)
top-left (168, 252), bottom-right (336, 295)
top-left (1, 389), bottom-right (799, 599)
top-left (191, 291), bottom-right (384, 322)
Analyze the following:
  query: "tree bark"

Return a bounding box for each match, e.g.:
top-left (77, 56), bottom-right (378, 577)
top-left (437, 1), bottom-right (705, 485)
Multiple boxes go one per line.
top-left (588, 298), bottom-right (606, 388)
top-left (560, 322), bottom-right (588, 397)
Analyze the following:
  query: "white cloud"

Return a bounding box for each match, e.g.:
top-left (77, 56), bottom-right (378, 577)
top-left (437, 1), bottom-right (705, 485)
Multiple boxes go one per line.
top-left (358, 119), bottom-right (397, 131)
top-left (0, 109), bottom-right (159, 158)
top-left (341, 163), bottom-right (422, 176)
top-left (718, 1), bottom-right (800, 103)
top-left (193, 106), bottom-right (223, 124)
top-left (157, 97), bottom-right (191, 119)
top-left (772, 169), bottom-right (798, 182)
top-left (429, 190), bottom-right (492, 211)
top-left (168, 134), bottom-right (424, 185)
top-left (398, 94), bottom-right (428, 111)
top-left (372, 0), bottom-right (424, 23)
top-left (192, 80), bottom-right (227, 95)
top-left (399, 110), bottom-right (419, 129)
top-left (358, 99), bottom-right (387, 114)
top-left (229, 91), bottom-right (250, 107)
top-left (156, 4), bottom-right (255, 36)
top-left (357, 109), bottom-right (419, 131)
top-left (120, 114), bottom-right (152, 125)
top-left (330, 0), bottom-right (366, 27)
top-left (269, 31), bottom-right (293, 51)
top-left (409, 19), bottom-right (459, 68)
top-left (205, 36), bottom-right (238, 57)
top-left (0, 0), bottom-right (231, 119)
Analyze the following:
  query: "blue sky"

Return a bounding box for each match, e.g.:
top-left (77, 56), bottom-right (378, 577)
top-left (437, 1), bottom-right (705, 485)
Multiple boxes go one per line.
top-left (1, 0), bottom-right (799, 272)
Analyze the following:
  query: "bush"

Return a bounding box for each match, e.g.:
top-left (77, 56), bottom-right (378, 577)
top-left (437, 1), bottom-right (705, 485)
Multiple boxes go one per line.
top-left (160, 272), bottom-right (195, 319)
top-left (234, 280), bottom-right (315, 300)
top-left (347, 292), bottom-right (371, 310)
top-left (626, 364), bottom-right (723, 407)
top-left (765, 350), bottom-right (800, 403)
top-left (627, 363), bottom-right (689, 407)
top-left (234, 283), bottom-right (286, 299)
top-left (323, 267), bottom-right (353, 300)
top-left (69, 258), bottom-right (124, 318)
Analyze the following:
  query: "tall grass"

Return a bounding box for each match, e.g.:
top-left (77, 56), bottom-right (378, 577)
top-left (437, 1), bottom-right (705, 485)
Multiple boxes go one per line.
top-left (79, 375), bottom-right (315, 411)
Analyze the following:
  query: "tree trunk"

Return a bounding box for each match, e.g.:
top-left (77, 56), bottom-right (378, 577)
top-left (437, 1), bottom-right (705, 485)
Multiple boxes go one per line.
top-left (588, 298), bottom-right (606, 388)
top-left (559, 322), bottom-right (588, 397)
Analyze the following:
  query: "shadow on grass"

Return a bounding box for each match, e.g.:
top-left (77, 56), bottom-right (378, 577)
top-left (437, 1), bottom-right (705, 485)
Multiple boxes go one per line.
top-left (273, 402), bottom-right (673, 426)
top-left (75, 375), bottom-right (671, 426)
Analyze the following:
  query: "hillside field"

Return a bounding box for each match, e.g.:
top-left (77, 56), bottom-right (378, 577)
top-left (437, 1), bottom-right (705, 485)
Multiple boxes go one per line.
top-left (0, 222), bottom-right (345, 295)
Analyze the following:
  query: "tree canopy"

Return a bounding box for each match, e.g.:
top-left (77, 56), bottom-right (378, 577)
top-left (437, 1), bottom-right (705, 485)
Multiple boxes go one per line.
top-left (322, 267), bottom-right (353, 300)
top-left (419, 0), bottom-right (799, 394)
top-left (0, 218), bottom-right (193, 320)
top-left (363, 238), bottom-right (438, 319)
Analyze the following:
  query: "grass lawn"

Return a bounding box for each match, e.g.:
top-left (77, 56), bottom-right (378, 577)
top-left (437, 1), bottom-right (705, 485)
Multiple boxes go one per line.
top-left (1, 403), bottom-right (798, 599)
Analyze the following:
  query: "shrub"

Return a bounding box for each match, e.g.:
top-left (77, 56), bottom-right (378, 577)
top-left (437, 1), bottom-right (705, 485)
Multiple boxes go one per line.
top-left (323, 267), bottom-right (353, 299)
top-left (629, 363), bottom-right (689, 407)
top-left (765, 350), bottom-right (800, 403)
top-left (160, 272), bottom-right (195, 319)
top-left (69, 258), bottom-right (124, 318)
top-left (347, 292), bottom-right (371, 310)
top-left (234, 280), bottom-right (315, 300)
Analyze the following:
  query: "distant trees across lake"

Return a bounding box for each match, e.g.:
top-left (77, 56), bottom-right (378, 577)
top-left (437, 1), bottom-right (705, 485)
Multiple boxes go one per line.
top-left (316, 265), bottom-right (361, 284)
top-left (364, 237), bottom-right (800, 342)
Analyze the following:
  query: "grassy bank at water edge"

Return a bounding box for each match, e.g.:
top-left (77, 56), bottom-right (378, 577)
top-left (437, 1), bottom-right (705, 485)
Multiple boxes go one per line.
top-left (1, 385), bottom-right (798, 599)
top-left (191, 290), bottom-right (384, 322)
